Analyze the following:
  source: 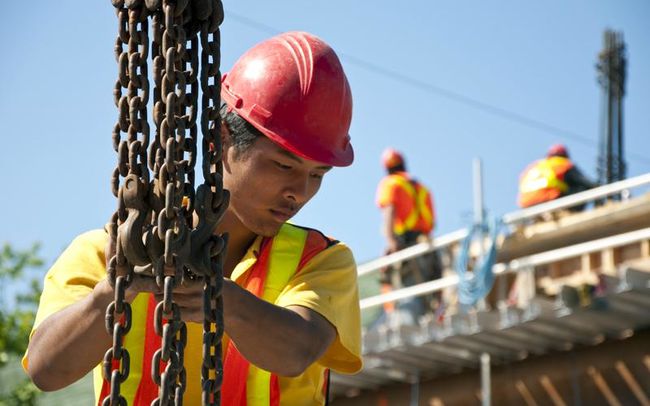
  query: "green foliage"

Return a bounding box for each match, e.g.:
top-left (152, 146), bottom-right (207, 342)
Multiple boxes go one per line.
top-left (0, 242), bottom-right (43, 405)
top-left (0, 380), bottom-right (39, 406)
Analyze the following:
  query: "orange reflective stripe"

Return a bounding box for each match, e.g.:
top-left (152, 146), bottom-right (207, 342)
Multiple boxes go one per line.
top-left (297, 228), bottom-right (333, 273)
top-left (247, 225), bottom-right (307, 406)
top-left (97, 293), bottom-right (151, 405)
top-left (223, 224), bottom-right (329, 406)
top-left (133, 294), bottom-right (160, 405)
top-left (390, 176), bottom-right (418, 234)
top-left (222, 240), bottom-right (274, 406)
top-left (416, 185), bottom-right (433, 230)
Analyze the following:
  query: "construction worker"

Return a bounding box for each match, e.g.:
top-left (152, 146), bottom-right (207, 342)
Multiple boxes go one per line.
top-left (23, 31), bottom-right (361, 405)
top-left (375, 148), bottom-right (440, 325)
top-left (518, 143), bottom-right (597, 210)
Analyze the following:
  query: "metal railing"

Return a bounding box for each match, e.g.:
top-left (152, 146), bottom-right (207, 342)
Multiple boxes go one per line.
top-left (358, 172), bottom-right (650, 309)
top-left (357, 229), bottom-right (467, 277)
top-left (360, 226), bottom-right (650, 309)
top-left (501, 172), bottom-right (650, 224)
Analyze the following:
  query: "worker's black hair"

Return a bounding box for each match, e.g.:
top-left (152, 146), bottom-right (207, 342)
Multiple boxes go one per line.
top-left (219, 103), bottom-right (262, 157)
top-left (387, 164), bottom-right (406, 174)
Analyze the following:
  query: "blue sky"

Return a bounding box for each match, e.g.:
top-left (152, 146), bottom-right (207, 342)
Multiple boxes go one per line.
top-left (1, 1), bottom-right (649, 278)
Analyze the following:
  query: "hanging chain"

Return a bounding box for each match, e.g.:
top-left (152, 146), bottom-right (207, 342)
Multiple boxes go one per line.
top-left (197, 4), bottom-right (226, 404)
top-left (104, 3), bottom-right (150, 406)
top-left (150, 2), bottom-right (190, 404)
top-left (105, 1), bottom-right (226, 405)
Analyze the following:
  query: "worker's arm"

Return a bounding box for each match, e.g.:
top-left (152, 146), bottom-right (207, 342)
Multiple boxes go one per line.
top-left (223, 281), bottom-right (336, 376)
top-left (159, 279), bottom-right (336, 377)
top-left (381, 205), bottom-right (399, 254)
top-left (26, 278), bottom-right (112, 391)
top-left (25, 275), bottom-right (159, 391)
top-left (565, 166), bottom-right (598, 191)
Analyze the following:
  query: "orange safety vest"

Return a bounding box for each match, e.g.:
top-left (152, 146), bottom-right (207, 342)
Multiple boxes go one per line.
top-left (98, 223), bottom-right (334, 406)
top-left (385, 173), bottom-right (434, 236)
top-left (517, 156), bottom-right (573, 208)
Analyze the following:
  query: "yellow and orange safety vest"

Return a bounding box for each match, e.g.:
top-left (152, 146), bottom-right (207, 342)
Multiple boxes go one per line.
top-left (98, 224), bottom-right (334, 406)
top-left (376, 172), bottom-right (434, 236)
top-left (517, 156), bottom-right (573, 208)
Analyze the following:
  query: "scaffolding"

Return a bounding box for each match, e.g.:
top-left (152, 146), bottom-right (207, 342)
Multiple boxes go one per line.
top-left (333, 173), bottom-right (650, 405)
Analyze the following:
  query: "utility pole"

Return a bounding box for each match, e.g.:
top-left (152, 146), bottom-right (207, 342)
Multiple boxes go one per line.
top-left (596, 29), bottom-right (627, 187)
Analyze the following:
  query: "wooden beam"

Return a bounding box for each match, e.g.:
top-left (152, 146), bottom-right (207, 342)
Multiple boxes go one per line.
top-left (601, 248), bottom-right (617, 276)
top-left (539, 375), bottom-right (566, 406)
top-left (515, 380), bottom-right (538, 406)
top-left (615, 361), bottom-right (650, 406)
top-left (641, 239), bottom-right (650, 258)
top-left (588, 366), bottom-right (622, 406)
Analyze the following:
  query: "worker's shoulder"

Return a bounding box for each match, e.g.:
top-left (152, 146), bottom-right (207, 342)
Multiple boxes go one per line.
top-left (284, 223), bottom-right (340, 248)
top-left (379, 172), bottom-right (407, 187)
top-left (69, 229), bottom-right (109, 251)
top-left (284, 223), bottom-right (353, 262)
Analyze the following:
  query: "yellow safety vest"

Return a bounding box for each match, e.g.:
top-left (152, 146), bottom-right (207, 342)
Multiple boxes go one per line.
top-left (518, 156), bottom-right (573, 208)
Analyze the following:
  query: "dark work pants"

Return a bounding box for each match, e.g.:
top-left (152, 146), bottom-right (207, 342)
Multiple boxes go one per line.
top-left (381, 231), bottom-right (442, 325)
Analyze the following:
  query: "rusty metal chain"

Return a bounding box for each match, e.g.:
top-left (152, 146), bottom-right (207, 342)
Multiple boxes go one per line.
top-left (196, 4), bottom-right (227, 403)
top-left (151, 2), bottom-right (188, 404)
top-left (105, 0), bottom-right (226, 405)
top-left (104, 3), bottom-right (150, 406)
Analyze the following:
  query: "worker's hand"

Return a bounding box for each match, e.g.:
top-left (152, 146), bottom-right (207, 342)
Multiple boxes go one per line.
top-left (384, 237), bottom-right (399, 255)
top-left (153, 278), bottom-right (205, 323)
top-left (104, 233), bottom-right (116, 270)
top-left (103, 235), bottom-right (162, 302)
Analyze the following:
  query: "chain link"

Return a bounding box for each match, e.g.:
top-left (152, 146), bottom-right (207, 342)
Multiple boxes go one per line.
top-left (105, 1), bottom-right (225, 405)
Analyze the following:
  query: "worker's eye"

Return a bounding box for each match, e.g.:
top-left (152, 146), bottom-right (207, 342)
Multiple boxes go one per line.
top-left (310, 172), bottom-right (324, 180)
top-left (274, 161), bottom-right (292, 170)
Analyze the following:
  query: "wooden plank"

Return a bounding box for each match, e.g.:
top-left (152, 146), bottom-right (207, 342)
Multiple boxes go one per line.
top-left (588, 366), bottom-right (622, 406)
top-left (515, 380), bottom-right (538, 406)
top-left (539, 375), bottom-right (566, 406)
top-left (615, 361), bottom-right (650, 406)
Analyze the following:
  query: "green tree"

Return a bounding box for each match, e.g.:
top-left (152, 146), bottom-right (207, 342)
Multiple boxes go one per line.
top-left (0, 242), bottom-right (43, 406)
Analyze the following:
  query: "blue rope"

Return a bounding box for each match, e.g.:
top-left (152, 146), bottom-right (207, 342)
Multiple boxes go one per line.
top-left (455, 218), bottom-right (500, 306)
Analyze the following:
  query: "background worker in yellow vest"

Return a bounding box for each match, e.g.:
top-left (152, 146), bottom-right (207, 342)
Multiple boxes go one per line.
top-left (23, 31), bottom-right (361, 405)
top-left (518, 143), bottom-right (597, 211)
top-left (375, 148), bottom-right (441, 325)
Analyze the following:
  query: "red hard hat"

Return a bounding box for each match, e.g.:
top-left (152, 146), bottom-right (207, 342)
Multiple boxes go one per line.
top-left (547, 143), bottom-right (569, 158)
top-left (381, 148), bottom-right (404, 169)
top-left (221, 31), bottom-right (354, 167)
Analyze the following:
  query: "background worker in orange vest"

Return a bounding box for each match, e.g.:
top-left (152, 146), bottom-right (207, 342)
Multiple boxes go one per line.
top-left (518, 143), bottom-right (597, 210)
top-left (375, 148), bottom-right (441, 325)
top-left (24, 31), bottom-right (361, 405)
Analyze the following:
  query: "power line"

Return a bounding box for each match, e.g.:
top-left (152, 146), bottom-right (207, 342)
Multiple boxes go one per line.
top-left (225, 10), bottom-right (650, 168)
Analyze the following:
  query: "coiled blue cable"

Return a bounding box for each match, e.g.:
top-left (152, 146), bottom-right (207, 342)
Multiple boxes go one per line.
top-left (455, 218), bottom-right (500, 306)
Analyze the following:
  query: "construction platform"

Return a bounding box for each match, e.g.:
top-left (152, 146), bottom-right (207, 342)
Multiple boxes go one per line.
top-left (333, 175), bottom-right (650, 405)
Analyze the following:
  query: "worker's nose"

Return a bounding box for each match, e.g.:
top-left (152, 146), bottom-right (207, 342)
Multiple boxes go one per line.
top-left (283, 173), bottom-right (311, 204)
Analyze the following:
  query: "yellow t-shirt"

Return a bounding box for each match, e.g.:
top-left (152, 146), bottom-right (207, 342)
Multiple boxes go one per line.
top-left (24, 228), bottom-right (362, 405)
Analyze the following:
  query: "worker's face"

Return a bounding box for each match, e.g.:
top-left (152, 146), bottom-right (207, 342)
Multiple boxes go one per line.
top-left (222, 130), bottom-right (332, 237)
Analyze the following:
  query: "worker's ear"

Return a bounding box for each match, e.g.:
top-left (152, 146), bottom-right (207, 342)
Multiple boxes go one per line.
top-left (220, 120), bottom-right (230, 148)
top-left (220, 120), bottom-right (232, 171)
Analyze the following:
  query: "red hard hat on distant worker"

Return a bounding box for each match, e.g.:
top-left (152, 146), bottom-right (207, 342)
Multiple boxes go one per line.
top-left (221, 31), bottom-right (354, 167)
top-left (381, 148), bottom-right (404, 169)
top-left (547, 143), bottom-right (569, 158)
